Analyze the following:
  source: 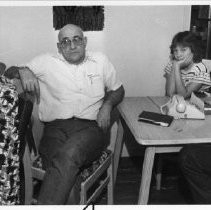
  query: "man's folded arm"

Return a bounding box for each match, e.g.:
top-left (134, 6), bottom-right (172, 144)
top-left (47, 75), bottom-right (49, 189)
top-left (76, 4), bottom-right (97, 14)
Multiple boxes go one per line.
top-left (5, 66), bottom-right (40, 103)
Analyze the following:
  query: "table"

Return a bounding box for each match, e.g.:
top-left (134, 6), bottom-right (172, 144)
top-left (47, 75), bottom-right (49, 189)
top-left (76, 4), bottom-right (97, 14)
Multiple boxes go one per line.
top-left (118, 96), bottom-right (211, 204)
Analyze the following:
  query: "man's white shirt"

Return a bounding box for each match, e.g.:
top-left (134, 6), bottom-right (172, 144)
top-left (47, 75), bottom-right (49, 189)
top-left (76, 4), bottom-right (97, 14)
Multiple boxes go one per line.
top-left (24, 51), bottom-right (122, 122)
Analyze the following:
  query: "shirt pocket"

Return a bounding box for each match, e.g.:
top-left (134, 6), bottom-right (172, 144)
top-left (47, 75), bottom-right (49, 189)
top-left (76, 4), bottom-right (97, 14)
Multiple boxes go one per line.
top-left (87, 74), bottom-right (104, 97)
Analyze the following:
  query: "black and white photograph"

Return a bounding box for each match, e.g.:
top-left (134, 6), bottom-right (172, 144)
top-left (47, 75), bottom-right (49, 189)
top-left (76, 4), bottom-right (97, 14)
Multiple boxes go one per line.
top-left (1, 0), bottom-right (211, 208)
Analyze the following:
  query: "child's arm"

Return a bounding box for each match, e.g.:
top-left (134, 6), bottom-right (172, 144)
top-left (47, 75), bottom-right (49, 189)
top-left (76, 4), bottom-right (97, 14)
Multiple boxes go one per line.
top-left (173, 58), bottom-right (202, 98)
top-left (164, 61), bottom-right (176, 97)
top-left (165, 70), bottom-right (176, 97)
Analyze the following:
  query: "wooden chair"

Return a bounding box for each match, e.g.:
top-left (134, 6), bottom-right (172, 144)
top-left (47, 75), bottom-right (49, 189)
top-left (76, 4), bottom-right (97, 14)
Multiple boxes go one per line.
top-left (23, 108), bottom-right (123, 205)
top-left (18, 94), bottom-right (34, 204)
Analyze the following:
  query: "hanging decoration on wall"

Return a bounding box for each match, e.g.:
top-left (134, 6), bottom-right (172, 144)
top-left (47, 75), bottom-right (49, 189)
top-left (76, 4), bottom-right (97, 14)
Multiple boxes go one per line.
top-left (53, 6), bottom-right (104, 31)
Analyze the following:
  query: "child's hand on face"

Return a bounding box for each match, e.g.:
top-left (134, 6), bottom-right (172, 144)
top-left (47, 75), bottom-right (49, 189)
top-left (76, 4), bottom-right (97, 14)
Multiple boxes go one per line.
top-left (179, 54), bottom-right (193, 69)
top-left (173, 54), bottom-right (193, 69)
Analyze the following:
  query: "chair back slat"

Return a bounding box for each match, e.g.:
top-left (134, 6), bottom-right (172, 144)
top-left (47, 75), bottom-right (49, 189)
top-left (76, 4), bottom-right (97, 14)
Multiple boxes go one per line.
top-left (18, 93), bottom-right (34, 159)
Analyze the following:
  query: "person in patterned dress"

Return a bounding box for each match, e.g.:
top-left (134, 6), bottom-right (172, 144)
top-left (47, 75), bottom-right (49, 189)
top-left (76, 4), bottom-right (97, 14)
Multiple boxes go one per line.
top-left (0, 62), bottom-right (19, 205)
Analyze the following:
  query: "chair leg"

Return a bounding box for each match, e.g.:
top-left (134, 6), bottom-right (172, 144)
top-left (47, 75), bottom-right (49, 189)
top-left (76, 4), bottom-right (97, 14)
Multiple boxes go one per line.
top-left (107, 156), bottom-right (114, 204)
top-left (155, 155), bottom-right (163, 190)
top-left (23, 143), bottom-right (33, 204)
top-left (80, 184), bottom-right (87, 205)
top-left (113, 120), bottom-right (124, 184)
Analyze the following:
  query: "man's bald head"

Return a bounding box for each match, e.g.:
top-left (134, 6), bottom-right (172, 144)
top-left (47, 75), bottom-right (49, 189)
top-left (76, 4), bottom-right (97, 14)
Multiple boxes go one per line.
top-left (58, 24), bottom-right (84, 42)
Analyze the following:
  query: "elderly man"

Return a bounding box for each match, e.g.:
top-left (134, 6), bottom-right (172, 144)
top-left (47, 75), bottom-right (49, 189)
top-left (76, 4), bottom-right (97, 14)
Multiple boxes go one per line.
top-left (14, 24), bottom-right (124, 204)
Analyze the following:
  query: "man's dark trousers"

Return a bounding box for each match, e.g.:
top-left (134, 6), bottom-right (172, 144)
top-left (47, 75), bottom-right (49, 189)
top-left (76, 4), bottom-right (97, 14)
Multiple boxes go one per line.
top-left (179, 143), bottom-right (211, 204)
top-left (37, 118), bottom-right (108, 204)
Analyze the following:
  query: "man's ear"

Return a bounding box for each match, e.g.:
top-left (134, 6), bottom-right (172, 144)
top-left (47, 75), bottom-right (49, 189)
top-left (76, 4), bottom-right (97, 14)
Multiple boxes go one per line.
top-left (57, 43), bottom-right (62, 54)
top-left (83, 37), bottom-right (87, 47)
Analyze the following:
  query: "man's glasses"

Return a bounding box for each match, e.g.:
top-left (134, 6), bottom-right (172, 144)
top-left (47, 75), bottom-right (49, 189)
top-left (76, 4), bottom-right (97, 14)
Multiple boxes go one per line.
top-left (59, 36), bottom-right (84, 48)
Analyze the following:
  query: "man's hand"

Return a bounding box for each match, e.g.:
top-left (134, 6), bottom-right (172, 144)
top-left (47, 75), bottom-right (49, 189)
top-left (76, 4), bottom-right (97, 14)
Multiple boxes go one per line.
top-left (19, 67), bottom-right (40, 104)
top-left (97, 103), bottom-right (112, 133)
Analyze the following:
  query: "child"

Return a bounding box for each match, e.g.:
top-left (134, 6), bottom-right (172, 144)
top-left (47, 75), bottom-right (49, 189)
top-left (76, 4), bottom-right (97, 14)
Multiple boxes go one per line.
top-left (164, 31), bottom-right (211, 99)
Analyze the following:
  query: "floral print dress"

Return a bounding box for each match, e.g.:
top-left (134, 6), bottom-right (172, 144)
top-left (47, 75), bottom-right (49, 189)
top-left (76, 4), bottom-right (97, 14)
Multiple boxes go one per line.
top-left (0, 76), bottom-right (19, 205)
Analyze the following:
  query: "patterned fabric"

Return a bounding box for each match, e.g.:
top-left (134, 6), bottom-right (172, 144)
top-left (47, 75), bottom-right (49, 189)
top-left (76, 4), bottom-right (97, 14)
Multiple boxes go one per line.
top-left (0, 76), bottom-right (19, 205)
top-left (164, 61), bottom-right (211, 91)
top-left (80, 150), bottom-right (110, 181)
top-left (33, 150), bottom-right (111, 181)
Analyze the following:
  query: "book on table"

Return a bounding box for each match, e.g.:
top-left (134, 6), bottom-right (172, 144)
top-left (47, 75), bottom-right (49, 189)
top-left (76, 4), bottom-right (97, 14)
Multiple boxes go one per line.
top-left (138, 111), bottom-right (174, 127)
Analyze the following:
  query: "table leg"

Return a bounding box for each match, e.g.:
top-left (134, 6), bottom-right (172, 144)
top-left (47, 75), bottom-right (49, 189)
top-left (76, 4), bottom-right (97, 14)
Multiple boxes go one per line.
top-left (156, 155), bottom-right (163, 190)
top-left (138, 146), bottom-right (156, 205)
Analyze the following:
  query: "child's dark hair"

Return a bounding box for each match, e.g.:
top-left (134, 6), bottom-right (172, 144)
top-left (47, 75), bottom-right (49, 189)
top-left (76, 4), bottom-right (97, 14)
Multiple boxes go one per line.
top-left (170, 31), bottom-right (203, 63)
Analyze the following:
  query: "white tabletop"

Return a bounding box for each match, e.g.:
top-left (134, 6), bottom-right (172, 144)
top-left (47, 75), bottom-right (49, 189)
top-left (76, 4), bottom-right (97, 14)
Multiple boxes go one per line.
top-left (118, 96), bottom-right (211, 145)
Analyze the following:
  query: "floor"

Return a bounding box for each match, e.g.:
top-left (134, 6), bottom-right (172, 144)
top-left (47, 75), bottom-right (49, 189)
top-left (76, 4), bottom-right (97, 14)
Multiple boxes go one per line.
top-left (33, 154), bottom-right (193, 205)
top-left (96, 154), bottom-right (193, 205)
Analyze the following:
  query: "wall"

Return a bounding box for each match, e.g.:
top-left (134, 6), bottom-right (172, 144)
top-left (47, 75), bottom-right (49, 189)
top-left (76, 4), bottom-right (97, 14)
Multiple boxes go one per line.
top-left (0, 5), bottom-right (191, 156)
top-left (0, 7), bottom-right (56, 65)
top-left (104, 6), bottom-right (191, 97)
